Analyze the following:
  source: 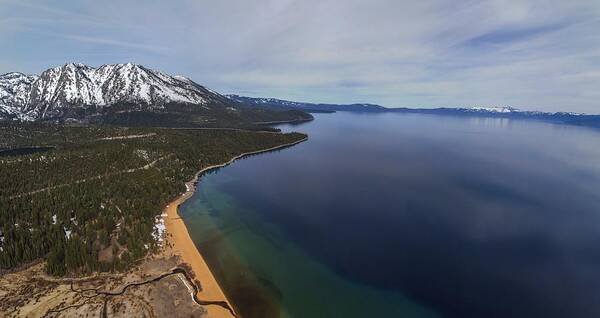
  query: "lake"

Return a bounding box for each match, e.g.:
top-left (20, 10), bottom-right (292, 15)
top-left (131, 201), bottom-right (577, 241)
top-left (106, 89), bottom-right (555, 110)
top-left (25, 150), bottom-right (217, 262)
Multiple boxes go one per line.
top-left (180, 112), bottom-right (600, 318)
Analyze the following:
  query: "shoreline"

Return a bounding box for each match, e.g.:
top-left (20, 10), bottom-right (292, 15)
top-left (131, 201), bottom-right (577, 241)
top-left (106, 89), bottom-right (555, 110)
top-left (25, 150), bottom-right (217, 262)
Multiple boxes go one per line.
top-left (163, 136), bottom-right (308, 318)
top-left (253, 117), bottom-right (314, 125)
top-left (154, 116), bottom-right (314, 132)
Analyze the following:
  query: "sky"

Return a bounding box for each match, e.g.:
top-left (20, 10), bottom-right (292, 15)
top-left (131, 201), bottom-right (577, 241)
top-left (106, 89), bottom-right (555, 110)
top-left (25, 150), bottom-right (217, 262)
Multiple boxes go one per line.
top-left (1, 0), bottom-right (599, 113)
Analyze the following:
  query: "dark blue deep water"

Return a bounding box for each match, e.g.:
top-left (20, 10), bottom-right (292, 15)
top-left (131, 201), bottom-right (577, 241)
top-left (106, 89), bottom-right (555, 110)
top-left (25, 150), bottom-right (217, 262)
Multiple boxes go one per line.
top-left (181, 112), bottom-right (600, 318)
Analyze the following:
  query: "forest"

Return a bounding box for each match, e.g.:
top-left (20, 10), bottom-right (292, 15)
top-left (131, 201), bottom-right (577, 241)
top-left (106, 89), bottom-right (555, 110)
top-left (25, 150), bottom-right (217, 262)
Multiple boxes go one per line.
top-left (0, 121), bottom-right (306, 276)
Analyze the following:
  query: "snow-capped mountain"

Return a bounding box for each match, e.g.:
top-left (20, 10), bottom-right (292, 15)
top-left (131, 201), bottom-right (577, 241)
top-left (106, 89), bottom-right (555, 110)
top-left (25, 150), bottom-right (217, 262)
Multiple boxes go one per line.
top-left (467, 106), bottom-right (518, 113)
top-left (0, 72), bottom-right (38, 119)
top-left (0, 63), bottom-right (233, 120)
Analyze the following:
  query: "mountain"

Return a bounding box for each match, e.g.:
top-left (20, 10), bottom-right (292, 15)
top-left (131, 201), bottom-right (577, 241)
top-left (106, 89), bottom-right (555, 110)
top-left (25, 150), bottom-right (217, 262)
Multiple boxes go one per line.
top-left (391, 106), bottom-right (600, 128)
top-left (226, 95), bottom-right (387, 113)
top-left (467, 106), bottom-right (519, 113)
top-left (0, 63), bottom-right (312, 127)
top-left (0, 72), bottom-right (38, 120)
top-left (227, 95), bottom-right (600, 128)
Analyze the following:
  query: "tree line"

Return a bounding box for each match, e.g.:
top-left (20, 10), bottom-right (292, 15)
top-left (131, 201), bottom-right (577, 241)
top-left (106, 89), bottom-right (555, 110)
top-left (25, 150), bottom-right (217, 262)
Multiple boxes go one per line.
top-left (0, 123), bottom-right (306, 276)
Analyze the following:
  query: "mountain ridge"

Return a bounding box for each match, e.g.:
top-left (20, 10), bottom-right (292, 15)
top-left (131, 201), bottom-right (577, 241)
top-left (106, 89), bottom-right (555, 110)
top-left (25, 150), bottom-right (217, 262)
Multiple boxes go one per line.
top-left (1, 63), bottom-right (229, 120)
top-left (227, 95), bottom-right (600, 128)
top-left (227, 94), bottom-right (590, 115)
top-left (0, 64), bottom-right (312, 127)
top-left (226, 94), bottom-right (388, 113)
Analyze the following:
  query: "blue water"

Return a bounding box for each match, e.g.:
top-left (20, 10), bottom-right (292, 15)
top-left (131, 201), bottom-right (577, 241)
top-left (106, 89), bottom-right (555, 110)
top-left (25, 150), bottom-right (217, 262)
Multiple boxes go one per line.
top-left (181, 112), bottom-right (600, 318)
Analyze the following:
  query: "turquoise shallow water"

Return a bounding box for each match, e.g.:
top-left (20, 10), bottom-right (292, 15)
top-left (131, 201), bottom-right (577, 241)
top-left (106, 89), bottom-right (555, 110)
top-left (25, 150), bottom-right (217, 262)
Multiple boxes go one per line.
top-left (181, 174), bottom-right (439, 318)
top-left (180, 112), bottom-right (600, 318)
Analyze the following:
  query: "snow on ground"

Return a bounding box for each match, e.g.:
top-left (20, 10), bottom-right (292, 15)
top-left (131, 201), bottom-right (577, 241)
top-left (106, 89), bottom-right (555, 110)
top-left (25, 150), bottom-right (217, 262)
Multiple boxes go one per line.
top-left (134, 149), bottom-right (150, 160)
top-left (153, 215), bottom-right (166, 244)
top-left (99, 133), bottom-right (156, 141)
top-left (64, 227), bottom-right (72, 239)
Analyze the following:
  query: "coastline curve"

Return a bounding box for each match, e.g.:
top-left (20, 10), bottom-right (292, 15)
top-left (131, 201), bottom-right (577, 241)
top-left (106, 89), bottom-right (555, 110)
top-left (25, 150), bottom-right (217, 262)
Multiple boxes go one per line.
top-left (163, 136), bottom-right (308, 318)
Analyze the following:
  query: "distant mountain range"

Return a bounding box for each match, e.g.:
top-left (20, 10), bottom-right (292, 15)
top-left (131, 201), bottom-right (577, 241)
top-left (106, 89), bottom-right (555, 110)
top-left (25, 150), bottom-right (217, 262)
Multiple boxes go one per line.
top-left (227, 95), bottom-right (600, 128)
top-left (0, 63), bottom-right (311, 127)
top-left (2, 64), bottom-right (597, 129)
top-left (226, 95), bottom-right (387, 113)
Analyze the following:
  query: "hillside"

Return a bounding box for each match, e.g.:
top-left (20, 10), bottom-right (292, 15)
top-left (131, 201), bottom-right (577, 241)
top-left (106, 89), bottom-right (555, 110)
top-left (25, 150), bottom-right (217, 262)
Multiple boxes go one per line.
top-left (0, 121), bottom-right (307, 275)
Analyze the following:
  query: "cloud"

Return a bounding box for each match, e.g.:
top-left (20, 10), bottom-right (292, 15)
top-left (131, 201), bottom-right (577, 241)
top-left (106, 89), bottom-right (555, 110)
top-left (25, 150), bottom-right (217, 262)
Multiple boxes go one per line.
top-left (62, 35), bottom-right (171, 54)
top-left (0, 0), bottom-right (599, 113)
top-left (460, 23), bottom-right (569, 48)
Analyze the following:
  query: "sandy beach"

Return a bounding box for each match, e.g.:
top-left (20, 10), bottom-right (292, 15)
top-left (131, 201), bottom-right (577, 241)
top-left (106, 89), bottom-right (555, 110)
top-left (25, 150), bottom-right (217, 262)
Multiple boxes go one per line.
top-left (163, 137), bottom-right (307, 318)
top-left (164, 193), bottom-right (236, 318)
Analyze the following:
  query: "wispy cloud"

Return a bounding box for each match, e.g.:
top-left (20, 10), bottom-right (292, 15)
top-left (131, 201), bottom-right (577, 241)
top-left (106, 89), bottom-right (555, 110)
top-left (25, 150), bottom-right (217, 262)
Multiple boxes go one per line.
top-left (62, 35), bottom-right (171, 54)
top-left (460, 23), bottom-right (569, 49)
top-left (0, 0), bottom-right (104, 27)
top-left (0, 0), bottom-right (599, 113)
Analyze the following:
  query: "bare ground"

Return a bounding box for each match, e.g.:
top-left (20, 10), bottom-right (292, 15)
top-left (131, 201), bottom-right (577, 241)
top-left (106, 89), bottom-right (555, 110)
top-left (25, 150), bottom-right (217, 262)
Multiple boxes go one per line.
top-left (0, 255), bottom-right (211, 318)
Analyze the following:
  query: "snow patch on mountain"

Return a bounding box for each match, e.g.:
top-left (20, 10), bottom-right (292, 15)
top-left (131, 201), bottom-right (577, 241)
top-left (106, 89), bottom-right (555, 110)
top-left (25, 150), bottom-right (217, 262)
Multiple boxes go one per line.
top-left (0, 63), bottom-right (227, 120)
top-left (0, 72), bottom-right (38, 120)
top-left (468, 106), bottom-right (518, 113)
